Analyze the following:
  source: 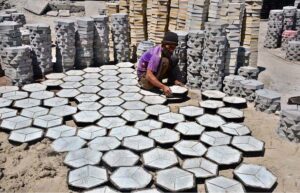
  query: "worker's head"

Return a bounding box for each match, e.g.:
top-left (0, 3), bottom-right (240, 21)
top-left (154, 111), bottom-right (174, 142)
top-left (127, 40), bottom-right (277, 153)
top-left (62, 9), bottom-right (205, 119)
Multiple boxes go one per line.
top-left (162, 31), bottom-right (178, 56)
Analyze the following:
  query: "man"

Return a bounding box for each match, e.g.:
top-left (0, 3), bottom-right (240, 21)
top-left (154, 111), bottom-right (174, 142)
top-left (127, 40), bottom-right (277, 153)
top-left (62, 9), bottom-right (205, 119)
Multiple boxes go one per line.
top-left (137, 32), bottom-right (184, 96)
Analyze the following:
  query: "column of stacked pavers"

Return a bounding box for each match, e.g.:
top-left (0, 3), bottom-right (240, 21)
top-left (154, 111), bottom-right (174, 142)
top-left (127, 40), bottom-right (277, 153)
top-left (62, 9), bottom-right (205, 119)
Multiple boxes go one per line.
top-left (93, 15), bottom-right (110, 66)
top-left (277, 108), bottom-right (300, 143)
top-left (173, 31), bottom-right (188, 83)
top-left (239, 79), bottom-right (264, 102)
top-left (75, 17), bottom-right (94, 69)
top-left (185, 0), bottom-right (209, 30)
top-left (281, 30), bottom-right (298, 51)
top-left (11, 13), bottom-right (26, 26)
top-left (1, 46), bottom-right (33, 85)
top-left (286, 41), bottom-right (300, 61)
top-left (111, 13), bottom-right (131, 62)
top-left (0, 21), bottom-right (22, 75)
top-left (186, 30), bottom-right (205, 88)
top-left (200, 22), bottom-right (228, 91)
top-left (54, 19), bottom-right (76, 72)
top-left (169, 0), bottom-right (179, 31)
top-left (25, 23), bottom-right (52, 79)
top-left (148, 0), bottom-right (169, 44)
top-left (208, 0), bottom-right (223, 22)
top-left (176, 0), bottom-right (188, 30)
top-left (238, 66), bottom-right (259, 80)
top-left (0, 13), bottom-right (12, 22)
top-left (296, 9), bottom-right (300, 40)
top-left (223, 75), bottom-right (246, 96)
top-left (136, 40), bottom-right (155, 60)
top-left (283, 6), bottom-right (297, 31)
top-left (222, 1), bottom-right (245, 75)
top-left (255, 89), bottom-right (281, 114)
top-left (119, 0), bottom-right (130, 14)
top-left (107, 2), bottom-right (119, 62)
top-left (264, 10), bottom-right (284, 48)
top-left (243, 0), bottom-right (262, 67)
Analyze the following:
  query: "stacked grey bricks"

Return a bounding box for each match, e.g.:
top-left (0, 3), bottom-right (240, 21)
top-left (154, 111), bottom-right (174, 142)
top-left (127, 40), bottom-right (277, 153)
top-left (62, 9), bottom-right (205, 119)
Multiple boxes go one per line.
top-left (20, 28), bottom-right (30, 45)
top-left (200, 22), bottom-right (228, 91)
top-left (255, 89), bottom-right (281, 114)
top-left (286, 41), bottom-right (300, 61)
top-left (173, 31), bottom-right (188, 84)
top-left (54, 19), bottom-right (76, 72)
top-left (264, 10), bottom-right (283, 48)
top-left (277, 107), bottom-right (300, 143)
top-left (237, 47), bottom-right (251, 67)
top-left (92, 15), bottom-right (110, 66)
top-left (75, 17), bottom-right (94, 69)
top-left (0, 22), bottom-right (22, 75)
top-left (208, 0), bottom-right (223, 22)
top-left (111, 13), bottom-right (131, 63)
top-left (185, 0), bottom-right (209, 30)
top-left (239, 79), bottom-right (264, 102)
top-left (238, 66), bottom-right (259, 80)
top-left (137, 40), bottom-right (155, 60)
top-left (222, 75), bottom-right (245, 96)
top-left (1, 46), bottom-right (33, 85)
top-left (0, 13), bottom-right (12, 22)
top-left (25, 23), bottom-right (52, 79)
top-left (283, 6), bottom-right (297, 31)
top-left (296, 9), bottom-right (300, 40)
top-left (281, 30), bottom-right (298, 51)
top-left (11, 13), bottom-right (26, 26)
top-left (186, 30), bottom-right (204, 88)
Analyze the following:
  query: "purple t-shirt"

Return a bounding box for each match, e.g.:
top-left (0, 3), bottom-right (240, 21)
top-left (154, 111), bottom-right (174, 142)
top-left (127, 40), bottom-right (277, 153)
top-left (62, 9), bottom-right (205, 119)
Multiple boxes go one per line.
top-left (137, 45), bottom-right (162, 78)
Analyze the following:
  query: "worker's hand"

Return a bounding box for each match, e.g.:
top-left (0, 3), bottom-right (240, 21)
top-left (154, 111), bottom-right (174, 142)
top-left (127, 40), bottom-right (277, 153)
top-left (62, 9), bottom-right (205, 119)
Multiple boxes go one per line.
top-left (162, 85), bottom-right (172, 97)
top-left (174, 80), bottom-right (184, 87)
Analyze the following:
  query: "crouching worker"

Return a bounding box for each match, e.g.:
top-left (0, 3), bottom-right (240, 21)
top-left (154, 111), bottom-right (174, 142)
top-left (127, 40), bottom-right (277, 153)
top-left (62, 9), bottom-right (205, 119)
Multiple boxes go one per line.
top-left (137, 32), bottom-right (184, 96)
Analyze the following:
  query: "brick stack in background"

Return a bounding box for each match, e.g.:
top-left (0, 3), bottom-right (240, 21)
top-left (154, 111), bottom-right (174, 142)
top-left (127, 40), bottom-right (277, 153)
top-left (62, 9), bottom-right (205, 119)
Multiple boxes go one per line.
top-left (200, 22), bottom-right (228, 91)
top-left (277, 107), bottom-right (300, 143)
top-left (169, 0), bottom-right (179, 31)
top-left (186, 30), bottom-right (205, 88)
top-left (0, 21), bottom-right (22, 76)
top-left (264, 10), bottom-right (284, 48)
top-left (173, 31), bottom-right (188, 84)
top-left (1, 46), bottom-right (33, 85)
top-left (223, 75), bottom-right (246, 96)
top-left (148, 0), bottom-right (170, 44)
top-left (54, 19), bottom-right (76, 72)
top-left (242, 0), bottom-right (263, 67)
top-left (11, 13), bottom-right (26, 26)
top-left (0, 13), bottom-right (12, 22)
top-left (111, 13), bottom-right (131, 62)
top-left (255, 89), bottom-right (281, 114)
top-left (296, 9), bottom-right (300, 40)
top-left (286, 41), bottom-right (300, 61)
top-left (93, 15), bottom-right (110, 66)
top-left (283, 6), bottom-right (297, 31)
top-left (119, 0), bottom-right (130, 14)
top-left (281, 30), bottom-right (298, 51)
top-left (238, 66), bottom-right (260, 79)
top-left (208, 0), bottom-right (224, 22)
top-left (185, 0), bottom-right (209, 30)
top-left (20, 28), bottom-right (30, 45)
top-left (25, 23), bottom-right (52, 79)
top-left (176, 0), bottom-right (188, 30)
top-left (146, 0), bottom-right (153, 32)
top-left (137, 40), bottom-right (155, 60)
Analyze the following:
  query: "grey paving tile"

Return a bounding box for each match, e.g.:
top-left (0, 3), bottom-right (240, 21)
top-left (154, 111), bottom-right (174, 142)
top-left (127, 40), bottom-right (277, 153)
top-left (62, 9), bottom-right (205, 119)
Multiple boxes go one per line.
top-left (77, 102), bottom-right (102, 111)
top-left (120, 93), bottom-right (143, 101)
top-left (22, 83), bottom-right (47, 92)
top-left (64, 148), bottom-right (102, 168)
top-left (77, 125), bottom-right (107, 140)
top-left (134, 119), bottom-right (163, 132)
top-left (206, 145), bottom-right (242, 165)
top-left (149, 128), bottom-right (180, 145)
top-left (2, 91), bottom-right (28, 100)
top-left (46, 125), bottom-right (77, 139)
top-left (63, 75), bottom-right (84, 82)
top-left (220, 123), bottom-right (251, 136)
top-left (100, 97), bottom-right (124, 106)
top-left (196, 114), bottom-right (226, 129)
top-left (98, 89), bottom-right (122, 98)
top-left (30, 91), bottom-right (55, 100)
top-left (121, 110), bottom-right (149, 122)
top-left (56, 89), bottom-right (80, 98)
top-left (175, 122), bottom-right (205, 136)
top-left (49, 105), bottom-right (77, 117)
top-left (0, 108), bottom-right (18, 119)
top-left (158, 112), bottom-right (185, 125)
top-left (121, 101), bottom-right (147, 110)
top-left (88, 136), bottom-right (121, 152)
top-left (99, 106), bottom-right (125, 117)
top-left (142, 148), bottom-right (178, 170)
top-left (122, 135), bottom-right (155, 152)
top-left (51, 136), bottom-right (86, 152)
top-left (200, 131), bottom-right (232, 146)
top-left (13, 98), bottom-right (41, 109)
top-left (231, 136), bottom-right (264, 153)
top-left (119, 85), bottom-right (140, 93)
top-left (179, 106), bottom-right (204, 118)
top-left (0, 98), bottom-right (13, 107)
top-left (142, 95), bottom-right (167, 105)
top-left (21, 106), bottom-right (49, 118)
top-left (75, 94), bottom-right (100, 103)
top-left (1, 116), bottom-right (32, 131)
top-left (34, 114), bottom-right (63, 128)
top-left (81, 79), bottom-right (102, 86)
top-left (78, 86), bottom-right (101, 94)
top-left (43, 97), bottom-right (69, 107)
top-left (205, 176), bottom-right (245, 193)
top-left (103, 149), bottom-right (139, 168)
top-left (174, 140), bottom-right (207, 157)
top-left (97, 117), bottom-right (127, 129)
top-left (9, 127), bottom-right (43, 143)
top-left (60, 81), bottom-right (82, 89)
top-left (182, 158), bottom-right (218, 178)
top-left (109, 126), bottom-right (139, 140)
top-left (199, 100), bottom-right (225, 110)
top-left (0, 86), bottom-right (19, 94)
top-left (73, 111), bottom-right (102, 124)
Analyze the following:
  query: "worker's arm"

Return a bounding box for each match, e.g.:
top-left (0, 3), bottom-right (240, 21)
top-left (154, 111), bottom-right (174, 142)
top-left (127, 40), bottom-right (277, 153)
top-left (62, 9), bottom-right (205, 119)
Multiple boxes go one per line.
top-left (146, 69), bottom-right (172, 96)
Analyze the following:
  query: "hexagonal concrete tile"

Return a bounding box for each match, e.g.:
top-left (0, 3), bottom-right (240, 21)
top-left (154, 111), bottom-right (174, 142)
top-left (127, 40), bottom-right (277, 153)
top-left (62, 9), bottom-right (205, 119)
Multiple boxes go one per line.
top-left (140, 89), bottom-right (160, 96)
top-left (202, 90), bottom-right (226, 100)
top-left (2, 91), bottom-right (28, 100)
top-left (46, 125), bottom-right (77, 139)
top-left (116, 62), bottom-right (134, 68)
top-left (169, 85), bottom-right (188, 96)
top-left (9, 127), bottom-right (43, 143)
top-left (220, 123), bottom-right (251, 136)
top-left (51, 136), bottom-right (86, 152)
top-left (45, 73), bottom-right (66, 80)
top-left (205, 176), bottom-right (245, 193)
top-left (64, 148), bottom-right (102, 168)
top-left (200, 131), bottom-right (232, 146)
top-left (0, 98), bottom-right (13, 108)
top-left (231, 136), bottom-right (264, 153)
top-left (103, 149), bottom-right (139, 168)
top-left (84, 186), bottom-right (119, 193)
top-left (134, 119), bottom-right (163, 132)
top-left (206, 145), bottom-right (242, 165)
top-left (118, 67), bottom-right (135, 74)
top-left (99, 106), bottom-right (125, 117)
top-left (77, 102), bottom-right (102, 111)
top-left (119, 79), bottom-right (138, 86)
top-left (100, 82), bottom-right (121, 89)
top-left (100, 69), bottom-right (119, 76)
top-left (109, 126), bottom-right (139, 140)
top-left (255, 89), bottom-right (281, 100)
top-left (182, 158), bottom-right (218, 178)
top-left (22, 83), bottom-right (47, 92)
top-left (73, 111), bottom-right (102, 124)
top-left (41, 79), bottom-right (63, 87)
top-left (68, 165), bottom-right (107, 189)
top-left (158, 112), bottom-right (185, 125)
top-left (120, 93), bottom-right (143, 101)
top-left (145, 105), bottom-right (170, 116)
top-left (149, 128), bottom-right (180, 145)
top-left (97, 117), bottom-right (127, 129)
top-left (156, 167), bottom-right (195, 191)
top-left (60, 81), bottom-right (82, 89)
top-left (75, 94), bottom-right (100, 103)
top-left (1, 116), bottom-right (32, 130)
top-left (119, 73), bottom-right (137, 79)
top-left (196, 114), bottom-right (226, 129)
top-left (81, 79), bottom-right (102, 86)
top-left (142, 95), bottom-right (167, 105)
top-left (30, 91), bottom-right (55, 100)
top-left (88, 136), bottom-right (121, 152)
top-left (100, 65), bottom-right (119, 70)
top-left (217, 107), bottom-right (244, 120)
top-left (122, 135), bottom-right (155, 152)
top-left (78, 86), bottom-right (101, 94)
top-left (13, 98), bottom-right (41, 109)
top-left (56, 89), bottom-right (80, 98)
top-left (83, 67), bottom-right (101, 73)
top-left (175, 122), bottom-right (205, 136)
top-left (34, 114), bottom-right (63, 128)
top-left (199, 100), bottom-right (225, 110)
top-left (100, 97), bottom-right (124, 106)
top-left (0, 108), bottom-right (18, 119)
top-left (241, 80), bottom-right (264, 90)
top-left (110, 166), bottom-right (152, 190)
top-left (142, 148), bottom-right (178, 170)
top-left (66, 70), bottom-right (85, 76)
top-left (43, 97), bottom-right (68, 107)
top-left (21, 106), bottom-right (49, 118)
top-left (121, 101), bottom-right (147, 110)
top-left (98, 89), bottom-right (122, 98)
top-left (223, 96), bottom-right (247, 105)
top-left (0, 86), bottom-right (19, 94)
top-left (49, 105), bottom-right (77, 117)
top-left (119, 85), bottom-right (140, 93)
top-left (63, 75), bottom-right (84, 82)
top-left (83, 73), bottom-right (101, 79)
top-left (77, 126), bottom-right (107, 140)
top-left (179, 106), bottom-right (204, 118)
top-left (121, 110), bottom-right (149, 122)
top-left (174, 140), bottom-right (207, 157)
top-left (100, 75), bottom-right (120, 82)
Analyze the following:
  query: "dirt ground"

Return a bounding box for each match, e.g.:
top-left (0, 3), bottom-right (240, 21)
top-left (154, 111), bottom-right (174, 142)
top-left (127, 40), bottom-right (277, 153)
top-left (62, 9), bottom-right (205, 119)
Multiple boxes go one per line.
top-left (1, 3), bottom-right (300, 193)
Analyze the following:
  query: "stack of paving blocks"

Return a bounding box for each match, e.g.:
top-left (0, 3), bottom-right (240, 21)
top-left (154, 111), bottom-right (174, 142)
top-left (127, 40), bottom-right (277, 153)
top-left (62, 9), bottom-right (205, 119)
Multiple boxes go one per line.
top-left (119, 0), bottom-right (130, 14)
top-left (286, 41), bottom-right (300, 61)
top-left (295, 0), bottom-right (300, 7)
top-left (173, 31), bottom-right (188, 83)
top-left (0, 21), bottom-right (22, 75)
top-left (185, 0), bottom-right (209, 30)
top-left (200, 22), bottom-right (228, 91)
top-left (223, 75), bottom-right (245, 96)
top-left (281, 30), bottom-right (298, 51)
top-left (296, 9), bottom-right (300, 40)
top-left (208, 0), bottom-right (223, 22)
top-left (11, 13), bottom-right (26, 26)
top-left (240, 79), bottom-right (264, 102)
top-left (238, 66), bottom-right (259, 80)
top-left (75, 17), bottom-right (94, 69)
top-left (255, 89), bottom-right (281, 114)
top-left (129, 0), bottom-right (147, 47)
top-left (148, 0), bottom-right (169, 44)
top-left (243, 0), bottom-right (262, 67)
top-left (54, 19), bottom-right (76, 72)
top-left (25, 23), bottom-right (52, 79)
top-left (0, 13), bottom-right (12, 22)
top-left (169, 0), bottom-right (179, 31)
top-left (93, 15), bottom-right (110, 66)
top-left (98, 7), bottom-right (107, 15)
top-left (1, 46), bottom-right (33, 85)
top-left (136, 40), bottom-right (155, 60)
top-left (186, 30), bottom-right (204, 88)
top-left (107, 2), bottom-right (120, 62)
top-left (176, 0), bottom-right (188, 30)
top-left (264, 10), bottom-right (284, 48)
top-left (111, 13), bottom-right (131, 62)
top-left (277, 107), bottom-right (300, 143)
top-left (146, 0), bottom-right (153, 32)
top-left (283, 6), bottom-right (297, 31)
top-left (20, 28), bottom-right (30, 45)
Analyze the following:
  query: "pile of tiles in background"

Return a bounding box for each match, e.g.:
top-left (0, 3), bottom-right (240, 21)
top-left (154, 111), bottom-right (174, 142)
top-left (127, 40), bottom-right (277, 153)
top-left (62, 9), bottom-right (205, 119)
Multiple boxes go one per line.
top-left (20, 28), bottom-right (30, 45)
top-left (93, 15), bottom-right (110, 66)
top-left (186, 30), bottom-right (204, 88)
top-left (208, 0), bottom-right (223, 22)
top-left (106, 2), bottom-right (119, 62)
top-left (119, 0), bottom-right (130, 14)
top-left (75, 17), bottom-right (94, 69)
top-left (283, 6), bottom-right (297, 31)
top-left (240, 79), bottom-right (264, 102)
top-left (25, 23), bottom-right (52, 79)
top-left (0, 13), bottom-right (12, 22)
top-left (296, 9), bottom-right (300, 40)
top-left (11, 13), bottom-right (26, 26)
top-left (0, 9), bottom-right (26, 26)
top-left (185, 0), bottom-right (209, 30)
top-left (1, 46), bottom-right (33, 85)
top-left (238, 66), bottom-right (259, 80)
top-left (54, 19), bottom-right (76, 72)
top-left (173, 31), bottom-right (188, 84)
top-left (281, 30), bottom-right (298, 51)
top-left (169, 0), bottom-right (188, 31)
top-left (111, 13), bottom-right (131, 63)
top-left (0, 21), bottom-right (22, 75)
top-left (200, 22), bottom-right (228, 91)
top-left (136, 40), bottom-right (155, 60)
top-left (286, 41), bottom-right (300, 61)
top-left (264, 10), bottom-right (284, 48)
top-left (169, 0), bottom-right (179, 31)
top-left (222, 75), bottom-right (246, 96)
top-left (255, 89), bottom-right (281, 114)
top-left (277, 107), bottom-right (300, 143)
